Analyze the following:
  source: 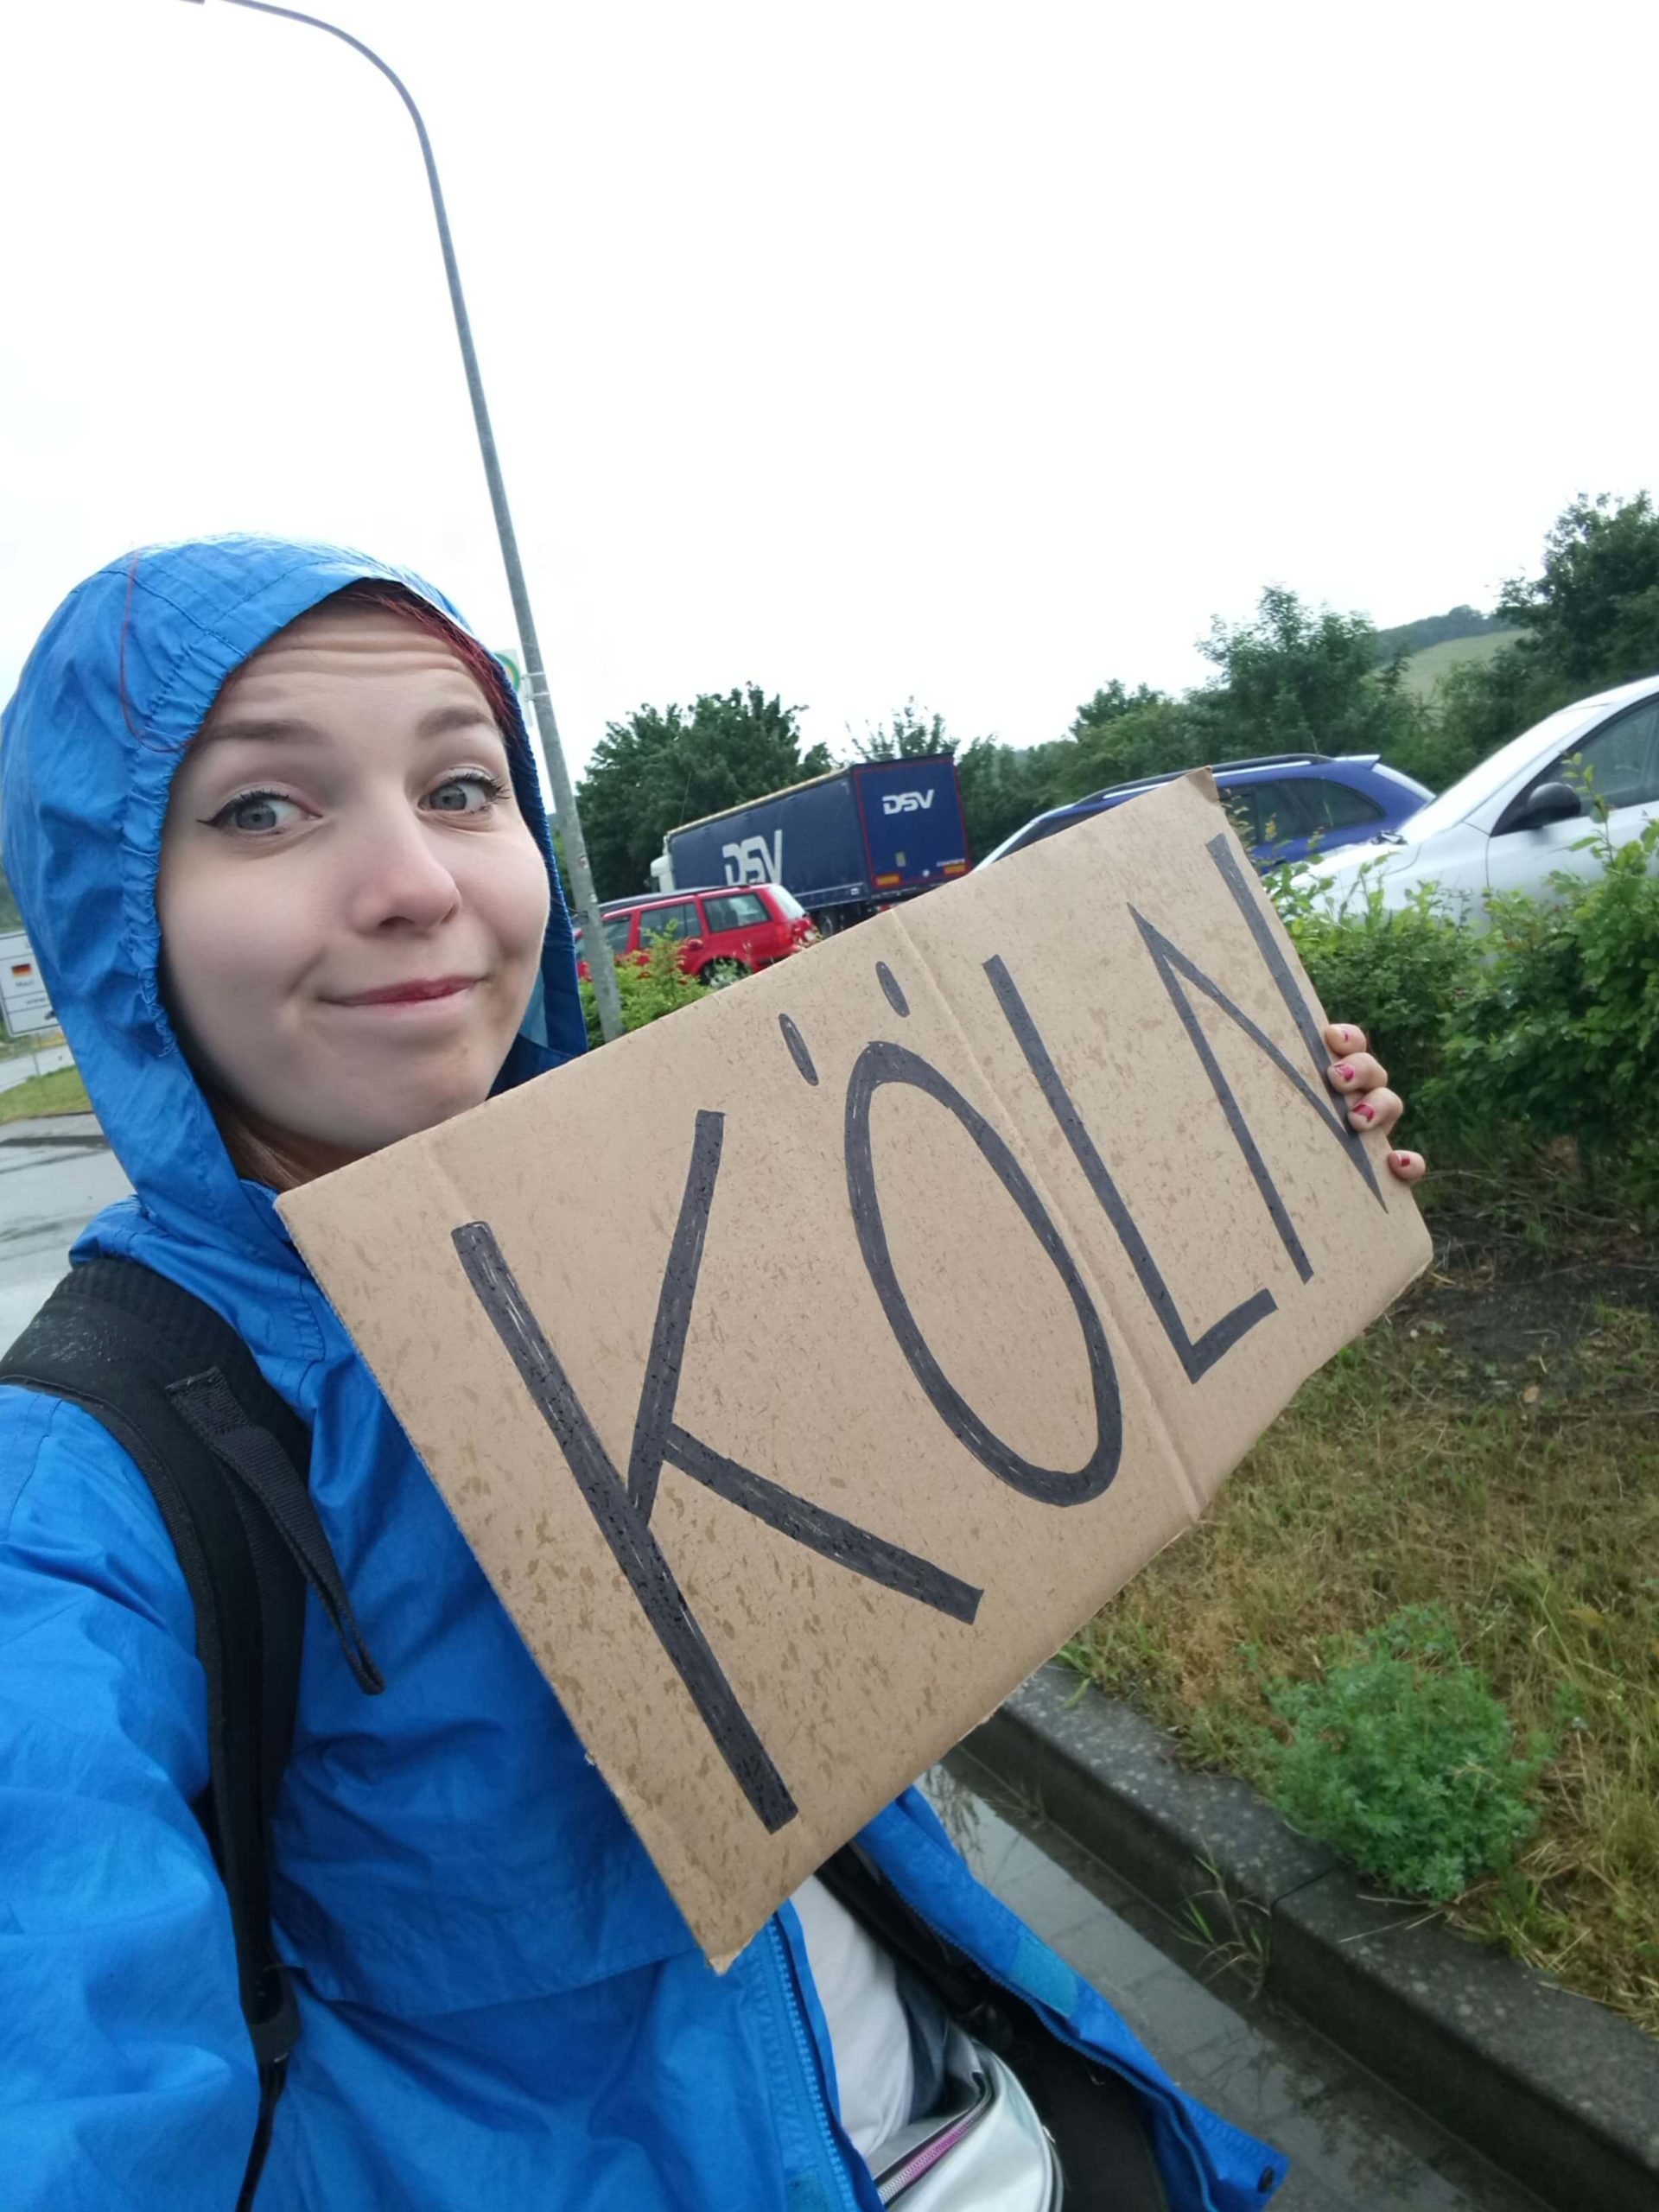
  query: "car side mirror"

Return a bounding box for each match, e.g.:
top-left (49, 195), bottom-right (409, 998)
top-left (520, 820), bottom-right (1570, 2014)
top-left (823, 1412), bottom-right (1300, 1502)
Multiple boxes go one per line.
top-left (1511, 779), bottom-right (1581, 830)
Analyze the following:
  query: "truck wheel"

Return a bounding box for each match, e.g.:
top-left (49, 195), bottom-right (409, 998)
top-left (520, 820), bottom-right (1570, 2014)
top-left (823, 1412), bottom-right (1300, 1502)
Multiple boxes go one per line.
top-left (702, 958), bottom-right (749, 989)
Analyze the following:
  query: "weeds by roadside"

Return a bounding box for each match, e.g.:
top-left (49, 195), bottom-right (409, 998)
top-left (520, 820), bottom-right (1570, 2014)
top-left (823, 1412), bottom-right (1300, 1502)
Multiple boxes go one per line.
top-left (1180, 1853), bottom-right (1272, 1999)
top-left (1252, 1604), bottom-right (1551, 1902)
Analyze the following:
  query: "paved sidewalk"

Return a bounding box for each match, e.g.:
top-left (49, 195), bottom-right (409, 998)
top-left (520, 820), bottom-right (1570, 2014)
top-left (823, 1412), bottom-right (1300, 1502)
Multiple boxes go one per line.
top-left (924, 1757), bottom-right (1548, 2212)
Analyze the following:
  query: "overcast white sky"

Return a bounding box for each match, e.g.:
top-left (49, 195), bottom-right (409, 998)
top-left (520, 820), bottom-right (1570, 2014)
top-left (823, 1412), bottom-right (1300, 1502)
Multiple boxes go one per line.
top-left (3, 0), bottom-right (1655, 776)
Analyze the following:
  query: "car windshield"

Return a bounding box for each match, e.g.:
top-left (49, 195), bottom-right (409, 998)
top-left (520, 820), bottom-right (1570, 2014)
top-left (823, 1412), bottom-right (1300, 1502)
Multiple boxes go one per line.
top-left (572, 913), bottom-right (634, 954)
top-left (1395, 698), bottom-right (1607, 842)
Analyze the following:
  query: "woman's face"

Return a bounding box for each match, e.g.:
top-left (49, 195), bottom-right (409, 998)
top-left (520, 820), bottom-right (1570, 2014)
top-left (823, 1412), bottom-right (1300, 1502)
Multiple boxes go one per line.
top-left (157, 599), bottom-right (551, 1178)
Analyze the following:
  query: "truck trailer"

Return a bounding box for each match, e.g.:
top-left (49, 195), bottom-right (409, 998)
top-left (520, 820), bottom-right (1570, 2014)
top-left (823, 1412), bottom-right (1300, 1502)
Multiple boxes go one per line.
top-left (650, 756), bottom-right (970, 931)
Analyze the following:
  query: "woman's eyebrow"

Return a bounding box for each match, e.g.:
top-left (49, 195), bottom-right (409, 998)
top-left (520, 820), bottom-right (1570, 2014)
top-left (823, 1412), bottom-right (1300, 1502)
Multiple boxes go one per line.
top-left (199, 702), bottom-right (501, 747)
top-left (416, 702), bottom-right (504, 740)
top-left (199, 715), bottom-right (327, 747)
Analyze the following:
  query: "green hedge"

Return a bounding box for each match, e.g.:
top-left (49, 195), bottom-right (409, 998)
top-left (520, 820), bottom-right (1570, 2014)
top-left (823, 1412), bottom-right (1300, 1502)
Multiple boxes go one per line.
top-left (1273, 817), bottom-right (1659, 1209)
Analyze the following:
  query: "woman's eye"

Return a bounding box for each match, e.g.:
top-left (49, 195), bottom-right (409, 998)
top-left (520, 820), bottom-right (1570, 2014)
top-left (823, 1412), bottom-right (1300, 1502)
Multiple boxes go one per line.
top-left (207, 790), bottom-right (304, 836)
top-left (425, 771), bottom-right (506, 817)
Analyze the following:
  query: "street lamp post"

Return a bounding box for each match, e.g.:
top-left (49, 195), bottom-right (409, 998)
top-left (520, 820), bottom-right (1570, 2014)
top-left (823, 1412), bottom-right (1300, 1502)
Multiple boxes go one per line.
top-left (177, 0), bottom-right (625, 1042)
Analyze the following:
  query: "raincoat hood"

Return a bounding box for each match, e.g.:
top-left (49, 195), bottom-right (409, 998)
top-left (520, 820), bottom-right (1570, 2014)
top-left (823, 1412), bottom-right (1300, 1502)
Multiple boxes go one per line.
top-left (0, 534), bottom-right (585, 1249)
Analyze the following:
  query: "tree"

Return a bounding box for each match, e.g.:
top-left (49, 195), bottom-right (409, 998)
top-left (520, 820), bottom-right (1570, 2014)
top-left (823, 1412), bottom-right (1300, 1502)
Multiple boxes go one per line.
top-left (1196, 585), bottom-right (1421, 764)
top-left (868, 493), bottom-right (1659, 871)
top-left (1070, 687), bottom-right (1205, 792)
top-left (1393, 493), bottom-right (1659, 793)
top-left (576, 686), bottom-right (832, 898)
top-left (1069, 680), bottom-right (1167, 739)
top-left (954, 735), bottom-right (1076, 861)
top-left (849, 699), bottom-right (957, 762)
top-left (1497, 493), bottom-right (1659, 690)
top-left (957, 682), bottom-right (1216, 861)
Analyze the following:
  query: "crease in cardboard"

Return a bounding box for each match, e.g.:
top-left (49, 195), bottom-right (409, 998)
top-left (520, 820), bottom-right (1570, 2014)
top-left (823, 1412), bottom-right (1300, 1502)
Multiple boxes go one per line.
top-left (877, 904), bottom-right (1205, 1530)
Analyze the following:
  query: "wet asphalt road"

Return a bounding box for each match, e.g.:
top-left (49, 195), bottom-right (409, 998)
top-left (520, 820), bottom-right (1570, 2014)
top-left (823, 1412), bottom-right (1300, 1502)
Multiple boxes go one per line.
top-left (0, 1132), bottom-right (131, 1344)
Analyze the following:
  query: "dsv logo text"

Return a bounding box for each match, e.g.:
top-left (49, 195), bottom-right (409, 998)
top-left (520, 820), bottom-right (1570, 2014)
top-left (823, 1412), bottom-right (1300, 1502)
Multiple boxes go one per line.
top-left (881, 790), bottom-right (936, 815)
top-left (721, 832), bottom-right (782, 885)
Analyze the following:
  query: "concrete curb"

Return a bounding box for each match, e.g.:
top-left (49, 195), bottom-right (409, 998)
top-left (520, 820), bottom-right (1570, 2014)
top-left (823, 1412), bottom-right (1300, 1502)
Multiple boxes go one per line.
top-left (0, 1112), bottom-right (106, 1148)
top-left (965, 1666), bottom-right (1659, 2212)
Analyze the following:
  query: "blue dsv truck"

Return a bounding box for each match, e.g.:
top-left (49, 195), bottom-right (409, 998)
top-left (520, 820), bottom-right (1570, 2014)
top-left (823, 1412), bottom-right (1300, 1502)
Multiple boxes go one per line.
top-left (651, 756), bottom-right (971, 931)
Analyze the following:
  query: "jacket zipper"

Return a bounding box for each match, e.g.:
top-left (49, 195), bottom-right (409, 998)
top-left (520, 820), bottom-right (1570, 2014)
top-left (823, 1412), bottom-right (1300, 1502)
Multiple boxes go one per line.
top-left (872, 2068), bottom-right (995, 2204)
top-left (767, 1917), bottom-right (867, 2212)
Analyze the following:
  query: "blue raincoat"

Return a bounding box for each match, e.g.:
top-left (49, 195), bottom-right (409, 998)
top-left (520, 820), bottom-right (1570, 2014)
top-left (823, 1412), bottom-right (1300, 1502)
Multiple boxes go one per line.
top-left (0, 537), bottom-right (1286, 2212)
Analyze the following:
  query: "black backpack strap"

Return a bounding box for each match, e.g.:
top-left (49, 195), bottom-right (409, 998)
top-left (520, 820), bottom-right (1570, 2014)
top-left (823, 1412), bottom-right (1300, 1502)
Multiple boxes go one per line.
top-left (0, 1255), bottom-right (383, 2207)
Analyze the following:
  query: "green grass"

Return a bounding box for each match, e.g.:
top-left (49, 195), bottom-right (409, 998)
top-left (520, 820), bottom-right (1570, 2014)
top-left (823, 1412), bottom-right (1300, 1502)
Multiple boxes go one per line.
top-left (1063, 1211), bottom-right (1659, 2037)
top-left (0, 1065), bottom-right (92, 1122)
top-left (1397, 628), bottom-right (1522, 699)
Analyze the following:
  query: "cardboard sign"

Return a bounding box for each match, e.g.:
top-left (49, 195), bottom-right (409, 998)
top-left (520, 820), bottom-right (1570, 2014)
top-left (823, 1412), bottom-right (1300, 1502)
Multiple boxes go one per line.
top-left (281, 774), bottom-right (1429, 1964)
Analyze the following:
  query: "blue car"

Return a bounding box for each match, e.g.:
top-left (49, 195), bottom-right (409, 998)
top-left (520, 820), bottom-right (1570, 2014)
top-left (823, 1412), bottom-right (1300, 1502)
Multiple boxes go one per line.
top-left (979, 750), bottom-right (1434, 870)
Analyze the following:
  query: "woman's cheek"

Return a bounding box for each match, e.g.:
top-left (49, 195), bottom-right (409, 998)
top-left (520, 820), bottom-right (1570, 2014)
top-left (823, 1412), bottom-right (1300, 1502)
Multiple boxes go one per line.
top-left (160, 870), bottom-right (295, 1063)
top-left (494, 831), bottom-right (552, 970)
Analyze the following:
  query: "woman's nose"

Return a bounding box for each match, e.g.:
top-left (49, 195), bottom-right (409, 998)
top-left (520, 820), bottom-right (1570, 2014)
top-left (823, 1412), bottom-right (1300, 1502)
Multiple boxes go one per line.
top-left (346, 809), bottom-right (464, 933)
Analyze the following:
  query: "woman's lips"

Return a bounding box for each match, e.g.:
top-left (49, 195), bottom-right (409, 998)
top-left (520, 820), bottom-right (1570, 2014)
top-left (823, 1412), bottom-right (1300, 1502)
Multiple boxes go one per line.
top-left (329, 976), bottom-right (480, 1007)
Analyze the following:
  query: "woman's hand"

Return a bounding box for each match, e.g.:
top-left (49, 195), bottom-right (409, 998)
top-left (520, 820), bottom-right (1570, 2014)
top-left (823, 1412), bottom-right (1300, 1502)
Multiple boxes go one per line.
top-left (1323, 1022), bottom-right (1425, 1185)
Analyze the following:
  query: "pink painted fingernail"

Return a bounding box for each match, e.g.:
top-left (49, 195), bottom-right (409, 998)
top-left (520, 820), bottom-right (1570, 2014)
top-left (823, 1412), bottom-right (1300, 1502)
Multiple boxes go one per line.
top-left (1335, 1064), bottom-right (1355, 1084)
top-left (1352, 1100), bottom-right (1375, 1122)
top-left (1391, 1152), bottom-right (1409, 1167)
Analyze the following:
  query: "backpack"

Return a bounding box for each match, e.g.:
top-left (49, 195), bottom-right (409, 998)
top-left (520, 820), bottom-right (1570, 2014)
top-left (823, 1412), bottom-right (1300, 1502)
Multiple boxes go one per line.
top-left (0, 1255), bottom-right (383, 2210)
top-left (2, 1257), bottom-right (1174, 2212)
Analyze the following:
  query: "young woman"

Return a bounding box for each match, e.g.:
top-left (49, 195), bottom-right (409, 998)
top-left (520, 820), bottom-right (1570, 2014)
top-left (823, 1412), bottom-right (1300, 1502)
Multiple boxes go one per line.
top-left (0, 535), bottom-right (1422, 2212)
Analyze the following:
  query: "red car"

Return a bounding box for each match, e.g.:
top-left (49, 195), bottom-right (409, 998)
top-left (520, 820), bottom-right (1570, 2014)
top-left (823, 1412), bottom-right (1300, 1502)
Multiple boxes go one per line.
top-left (573, 882), bottom-right (817, 987)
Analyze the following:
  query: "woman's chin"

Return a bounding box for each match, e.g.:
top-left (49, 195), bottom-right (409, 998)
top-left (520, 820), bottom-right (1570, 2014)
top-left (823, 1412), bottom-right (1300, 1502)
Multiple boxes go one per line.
top-left (349, 1075), bottom-right (498, 1154)
top-left (226, 1052), bottom-right (509, 1184)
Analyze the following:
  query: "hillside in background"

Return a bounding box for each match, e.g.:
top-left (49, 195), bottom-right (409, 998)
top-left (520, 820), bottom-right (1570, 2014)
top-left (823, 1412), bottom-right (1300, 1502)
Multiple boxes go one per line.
top-left (1365, 602), bottom-right (1523, 702)
top-left (1397, 626), bottom-right (1522, 699)
top-left (1373, 604), bottom-right (1506, 661)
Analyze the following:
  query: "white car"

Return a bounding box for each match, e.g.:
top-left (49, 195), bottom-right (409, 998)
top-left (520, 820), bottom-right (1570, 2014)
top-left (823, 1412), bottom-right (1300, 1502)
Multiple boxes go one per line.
top-left (1306, 670), bottom-right (1659, 918)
